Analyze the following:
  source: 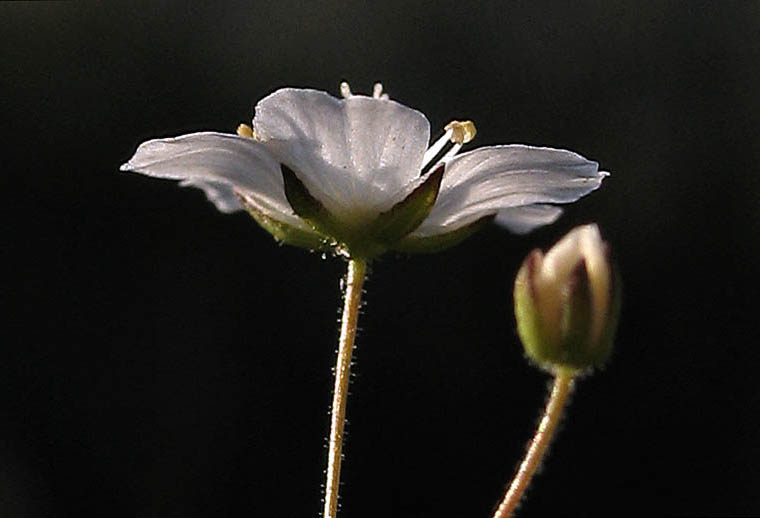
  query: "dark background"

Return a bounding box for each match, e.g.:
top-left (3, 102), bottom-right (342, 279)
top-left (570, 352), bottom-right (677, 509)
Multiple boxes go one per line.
top-left (3, 2), bottom-right (759, 517)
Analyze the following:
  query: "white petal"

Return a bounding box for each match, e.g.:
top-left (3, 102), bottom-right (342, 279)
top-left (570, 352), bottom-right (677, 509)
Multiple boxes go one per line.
top-left (252, 88), bottom-right (430, 218)
top-left (493, 204), bottom-right (564, 234)
top-left (414, 145), bottom-right (607, 236)
top-left (540, 224), bottom-right (606, 285)
top-left (179, 179), bottom-right (242, 213)
top-left (541, 225), bottom-right (585, 282)
top-left (121, 131), bottom-right (306, 228)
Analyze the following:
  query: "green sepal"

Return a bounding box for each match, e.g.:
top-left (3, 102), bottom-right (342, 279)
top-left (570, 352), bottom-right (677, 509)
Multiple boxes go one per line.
top-left (238, 193), bottom-right (333, 251)
top-left (392, 215), bottom-right (494, 254)
top-left (368, 164), bottom-right (444, 244)
top-left (514, 250), bottom-right (557, 371)
top-left (281, 164), bottom-right (346, 240)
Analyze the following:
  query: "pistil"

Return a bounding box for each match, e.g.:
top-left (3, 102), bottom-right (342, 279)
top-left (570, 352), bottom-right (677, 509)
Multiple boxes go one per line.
top-left (340, 81), bottom-right (353, 99)
top-left (372, 82), bottom-right (389, 100)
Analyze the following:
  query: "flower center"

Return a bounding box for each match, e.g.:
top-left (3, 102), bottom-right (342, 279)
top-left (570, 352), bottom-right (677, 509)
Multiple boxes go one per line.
top-left (421, 120), bottom-right (477, 170)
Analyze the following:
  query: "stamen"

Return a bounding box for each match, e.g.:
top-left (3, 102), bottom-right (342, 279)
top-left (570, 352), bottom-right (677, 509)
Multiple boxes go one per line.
top-left (442, 142), bottom-right (462, 160)
top-left (421, 128), bottom-right (454, 168)
top-left (444, 120), bottom-right (477, 144)
top-left (373, 83), bottom-right (383, 99)
top-left (340, 81), bottom-right (352, 99)
top-left (420, 120), bottom-right (477, 169)
top-left (237, 123), bottom-right (256, 139)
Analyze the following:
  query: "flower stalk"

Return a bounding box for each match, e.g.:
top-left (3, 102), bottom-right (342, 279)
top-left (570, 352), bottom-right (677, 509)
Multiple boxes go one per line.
top-left (324, 258), bottom-right (367, 518)
top-left (492, 367), bottom-right (575, 518)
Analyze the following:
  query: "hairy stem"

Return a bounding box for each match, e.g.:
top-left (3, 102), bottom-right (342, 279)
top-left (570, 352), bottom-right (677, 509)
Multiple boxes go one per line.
top-left (323, 258), bottom-right (367, 518)
top-left (493, 368), bottom-right (575, 518)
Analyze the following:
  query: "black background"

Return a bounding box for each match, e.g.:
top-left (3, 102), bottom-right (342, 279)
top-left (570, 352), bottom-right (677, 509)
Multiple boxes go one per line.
top-left (3, 2), bottom-right (760, 517)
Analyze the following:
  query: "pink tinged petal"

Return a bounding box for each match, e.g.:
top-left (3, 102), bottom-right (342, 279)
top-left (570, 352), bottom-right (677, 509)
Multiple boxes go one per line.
top-left (120, 131), bottom-right (306, 229)
top-left (414, 145), bottom-right (607, 236)
top-left (252, 88), bottom-right (431, 218)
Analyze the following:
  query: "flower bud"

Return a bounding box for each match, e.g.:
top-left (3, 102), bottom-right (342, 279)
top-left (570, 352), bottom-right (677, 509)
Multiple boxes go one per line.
top-left (513, 224), bottom-right (620, 373)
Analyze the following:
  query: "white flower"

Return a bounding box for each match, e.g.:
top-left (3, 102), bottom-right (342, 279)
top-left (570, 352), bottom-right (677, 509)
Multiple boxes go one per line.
top-left (121, 82), bottom-right (608, 257)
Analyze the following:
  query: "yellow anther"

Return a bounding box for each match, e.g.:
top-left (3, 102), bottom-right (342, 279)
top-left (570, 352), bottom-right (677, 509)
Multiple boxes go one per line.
top-left (237, 123), bottom-right (256, 139)
top-left (444, 120), bottom-right (477, 144)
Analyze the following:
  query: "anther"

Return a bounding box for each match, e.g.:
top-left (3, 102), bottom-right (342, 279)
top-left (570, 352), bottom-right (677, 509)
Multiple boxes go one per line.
top-left (236, 123), bottom-right (255, 139)
top-left (444, 120), bottom-right (477, 145)
top-left (340, 82), bottom-right (352, 99)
